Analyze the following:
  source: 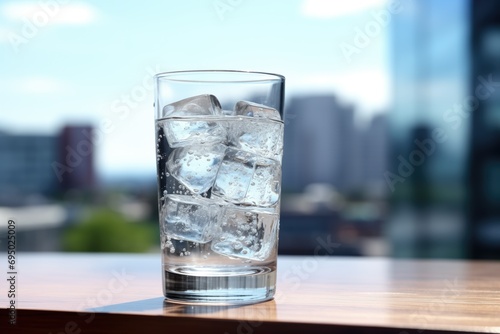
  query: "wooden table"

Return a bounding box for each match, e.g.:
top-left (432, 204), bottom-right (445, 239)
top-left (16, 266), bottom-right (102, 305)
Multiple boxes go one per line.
top-left (1, 254), bottom-right (499, 333)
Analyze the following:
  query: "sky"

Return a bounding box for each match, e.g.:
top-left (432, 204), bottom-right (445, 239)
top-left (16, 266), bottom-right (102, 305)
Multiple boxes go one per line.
top-left (0, 0), bottom-right (390, 178)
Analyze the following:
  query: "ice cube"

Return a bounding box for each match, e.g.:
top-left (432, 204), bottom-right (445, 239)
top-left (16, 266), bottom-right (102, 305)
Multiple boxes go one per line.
top-left (246, 157), bottom-right (281, 207)
top-left (212, 148), bottom-right (281, 207)
top-left (162, 94), bottom-right (222, 117)
top-left (234, 101), bottom-right (281, 121)
top-left (211, 206), bottom-right (278, 261)
top-left (212, 148), bottom-right (254, 203)
top-left (161, 118), bottom-right (226, 148)
top-left (167, 144), bottom-right (226, 194)
top-left (222, 109), bottom-right (236, 116)
top-left (161, 194), bottom-right (222, 243)
top-left (228, 118), bottom-right (284, 162)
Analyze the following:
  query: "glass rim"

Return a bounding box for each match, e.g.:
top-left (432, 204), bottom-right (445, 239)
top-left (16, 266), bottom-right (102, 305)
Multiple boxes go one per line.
top-left (154, 70), bottom-right (285, 83)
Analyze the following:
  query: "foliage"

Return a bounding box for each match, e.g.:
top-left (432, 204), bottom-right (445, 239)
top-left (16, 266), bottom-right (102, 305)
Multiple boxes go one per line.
top-left (63, 208), bottom-right (157, 252)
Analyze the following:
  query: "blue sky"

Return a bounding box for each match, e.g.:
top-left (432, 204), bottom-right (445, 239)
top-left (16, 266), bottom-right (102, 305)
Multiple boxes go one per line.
top-left (0, 0), bottom-right (390, 177)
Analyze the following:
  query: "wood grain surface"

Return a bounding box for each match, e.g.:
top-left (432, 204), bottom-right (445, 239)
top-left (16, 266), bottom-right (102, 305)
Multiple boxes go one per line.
top-left (1, 253), bottom-right (499, 334)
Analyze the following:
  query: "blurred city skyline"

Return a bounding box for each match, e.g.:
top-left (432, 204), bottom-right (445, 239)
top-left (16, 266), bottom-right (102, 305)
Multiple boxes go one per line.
top-left (2, 0), bottom-right (497, 259)
top-left (0, 0), bottom-right (391, 177)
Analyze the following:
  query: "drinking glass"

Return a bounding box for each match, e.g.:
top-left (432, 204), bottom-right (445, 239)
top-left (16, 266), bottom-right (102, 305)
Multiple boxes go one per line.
top-left (154, 70), bottom-right (285, 304)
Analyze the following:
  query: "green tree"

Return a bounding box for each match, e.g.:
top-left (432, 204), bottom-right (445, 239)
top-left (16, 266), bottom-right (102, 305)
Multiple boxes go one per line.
top-left (63, 209), bottom-right (157, 252)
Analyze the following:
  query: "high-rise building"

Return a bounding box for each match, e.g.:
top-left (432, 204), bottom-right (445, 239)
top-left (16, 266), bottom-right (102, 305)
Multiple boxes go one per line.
top-left (58, 125), bottom-right (96, 191)
top-left (0, 125), bottom-right (95, 203)
top-left (282, 95), bottom-right (359, 193)
top-left (363, 114), bottom-right (388, 195)
top-left (282, 95), bottom-right (389, 195)
top-left (388, 0), bottom-right (469, 258)
top-left (0, 132), bottom-right (59, 200)
top-left (469, 0), bottom-right (500, 259)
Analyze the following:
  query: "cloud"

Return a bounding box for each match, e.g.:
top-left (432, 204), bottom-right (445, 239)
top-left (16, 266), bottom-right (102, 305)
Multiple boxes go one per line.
top-left (301, 0), bottom-right (386, 18)
top-left (1, 1), bottom-right (99, 25)
top-left (12, 77), bottom-right (69, 94)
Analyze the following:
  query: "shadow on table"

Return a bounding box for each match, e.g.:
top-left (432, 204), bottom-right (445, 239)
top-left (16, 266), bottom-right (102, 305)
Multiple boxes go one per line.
top-left (88, 297), bottom-right (276, 318)
top-left (88, 297), bottom-right (166, 313)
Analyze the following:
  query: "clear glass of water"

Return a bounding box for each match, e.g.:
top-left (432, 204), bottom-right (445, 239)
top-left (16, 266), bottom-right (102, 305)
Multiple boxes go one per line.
top-left (154, 70), bottom-right (285, 304)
